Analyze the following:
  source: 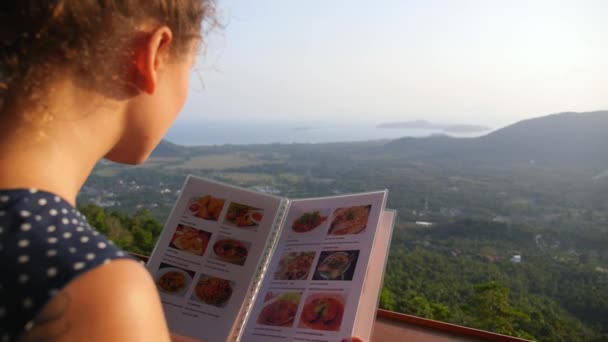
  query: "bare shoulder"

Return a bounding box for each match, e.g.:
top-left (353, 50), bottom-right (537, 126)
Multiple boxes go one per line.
top-left (21, 259), bottom-right (171, 342)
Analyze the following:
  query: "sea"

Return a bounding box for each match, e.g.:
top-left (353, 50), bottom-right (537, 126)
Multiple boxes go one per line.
top-left (164, 119), bottom-right (490, 146)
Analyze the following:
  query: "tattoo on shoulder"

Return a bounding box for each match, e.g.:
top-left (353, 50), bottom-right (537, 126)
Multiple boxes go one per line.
top-left (20, 292), bottom-right (72, 342)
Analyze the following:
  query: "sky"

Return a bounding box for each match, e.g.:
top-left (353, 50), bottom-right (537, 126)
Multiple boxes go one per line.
top-left (179, 0), bottom-right (608, 128)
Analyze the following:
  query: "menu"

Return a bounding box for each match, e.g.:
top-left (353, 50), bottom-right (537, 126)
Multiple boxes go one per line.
top-left (146, 176), bottom-right (395, 342)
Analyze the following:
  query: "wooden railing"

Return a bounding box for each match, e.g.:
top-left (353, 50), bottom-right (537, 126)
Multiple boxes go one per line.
top-left (374, 309), bottom-right (532, 341)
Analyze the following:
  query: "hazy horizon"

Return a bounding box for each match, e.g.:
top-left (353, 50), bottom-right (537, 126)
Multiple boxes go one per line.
top-left (178, 0), bottom-right (608, 128)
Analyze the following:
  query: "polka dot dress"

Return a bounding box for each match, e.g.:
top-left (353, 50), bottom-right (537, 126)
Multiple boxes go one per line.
top-left (0, 189), bottom-right (132, 341)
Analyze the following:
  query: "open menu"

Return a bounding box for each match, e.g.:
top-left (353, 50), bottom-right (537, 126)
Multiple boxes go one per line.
top-left (146, 176), bottom-right (395, 342)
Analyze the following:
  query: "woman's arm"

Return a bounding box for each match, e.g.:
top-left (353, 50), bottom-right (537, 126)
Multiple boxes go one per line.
top-left (21, 259), bottom-right (171, 342)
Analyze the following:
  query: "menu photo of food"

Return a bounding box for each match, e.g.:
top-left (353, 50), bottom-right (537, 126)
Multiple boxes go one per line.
top-left (298, 293), bottom-right (346, 331)
top-left (273, 251), bottom-right (316, 281)
top-left (327, 205), bottom-right (372, 235)
top-left (312, 250), bottom-right (360, 281)
top-left (186, 195), bottom-right (225, 221)
top-left (155, 263), bottom-right (195, 297)
top-left (191, 274), bottom-right (235, 308)
top-left (169, 224), bottom-right (212, 256)
top-left (211, 236), bottom-right (251, 266)
top-left (256, 291), bottom-right (302, 328)
top-left (223, 202), bottom-right (264, 229)
top-left (290, 209), bottom-right (330, 234)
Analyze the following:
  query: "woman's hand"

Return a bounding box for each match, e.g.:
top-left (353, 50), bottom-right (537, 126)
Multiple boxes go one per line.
top-left (342, 338), bottom-right (365, 342)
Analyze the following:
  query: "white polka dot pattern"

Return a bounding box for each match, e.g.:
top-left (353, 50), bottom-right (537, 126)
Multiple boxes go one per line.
top-left (24, 321), bottom-right (34, 331)
top-left (47, 268), bottom-right (58, 278)
top-left (0, 189), bottom-right (132, 340)
top-left (17, 255), bottom-right (29, 264)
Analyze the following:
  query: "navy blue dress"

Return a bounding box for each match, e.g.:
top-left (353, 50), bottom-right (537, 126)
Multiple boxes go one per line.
top-left (0, 189), bottom-right (132, 341)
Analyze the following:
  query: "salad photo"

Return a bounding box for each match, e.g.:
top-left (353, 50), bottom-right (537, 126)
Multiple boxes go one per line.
top-left (223, 202), bottom-right (264, 228)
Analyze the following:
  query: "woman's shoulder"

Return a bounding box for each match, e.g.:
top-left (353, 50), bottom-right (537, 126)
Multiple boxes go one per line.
top-left (22, 258), bottom-right (170, 342)
top-left (0, 189), bottom-right (134, 341)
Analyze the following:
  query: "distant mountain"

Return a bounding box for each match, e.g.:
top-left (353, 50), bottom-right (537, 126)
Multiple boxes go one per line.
top-left (444, 124), bottom-right (491, 133)
top-left (151, 139), bottom-right (189, 157)
top-left (385, 111), bottom-right (608, 167)
top-left (376, 119), bottom-right (491, 133)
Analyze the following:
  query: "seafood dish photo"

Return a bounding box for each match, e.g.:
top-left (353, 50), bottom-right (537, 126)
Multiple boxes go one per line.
top-left (328, 205), bottom-right (371, 235)
top-left (273, 252), bottom-right (316, 280)
top-left (213, 238), bottom-right (249, 265)
top-left (314, 251), bottom-right (357, 281)
top-left (224, 202), bottom-right (263, 227)
top-left (299, 294), bottom-right (345, 331)
top-left (188, 195), bottom-right (225, 221)
top-left (169, 225), bottom-right (211, 256)
top-left (194, 276), bottom-right (233, 307)
top-left (291, 210), bottom-right (327, 233)
top-left (256, 292), bottom-right (301, 327)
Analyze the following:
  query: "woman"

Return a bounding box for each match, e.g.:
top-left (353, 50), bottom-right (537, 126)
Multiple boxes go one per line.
top-left (0, 1), bottom-right (215, 340)
top-left (0, 1), bottom-right (366, 341)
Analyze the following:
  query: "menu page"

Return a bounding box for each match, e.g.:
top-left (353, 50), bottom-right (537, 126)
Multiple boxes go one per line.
top-left (146, 176), bottom-right (284, 342)
top-left (241, 191), bottom-right (387, 342)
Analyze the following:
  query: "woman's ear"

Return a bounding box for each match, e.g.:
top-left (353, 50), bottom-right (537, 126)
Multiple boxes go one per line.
top-left (132, 26), bottom-right (173, 95)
